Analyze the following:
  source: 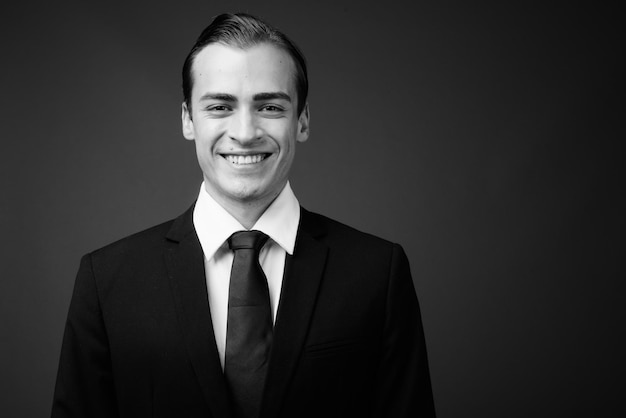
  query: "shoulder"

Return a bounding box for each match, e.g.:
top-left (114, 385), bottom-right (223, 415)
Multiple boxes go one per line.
top-left (85, 218), bottom-right (176, 267)
top-left (87, 204), bottom-right (195, 264)
top-left (300, 208), bottom-right (400, 257)
top-left (299, 209), bottom-right (412, 295)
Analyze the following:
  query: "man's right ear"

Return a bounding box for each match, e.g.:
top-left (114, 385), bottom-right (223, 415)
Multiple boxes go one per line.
top-left (181, 102), bottom-right (195, 140)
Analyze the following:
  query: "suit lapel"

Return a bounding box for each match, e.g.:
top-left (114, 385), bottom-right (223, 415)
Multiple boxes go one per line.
top-left (164, 205), bottom-right (233, 418)
top-left (261, 209), bottom-right (329, 418)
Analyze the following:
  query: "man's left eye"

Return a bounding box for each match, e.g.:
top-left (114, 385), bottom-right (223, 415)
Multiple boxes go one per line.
top-left (260, 105), bottom-right (282, 112)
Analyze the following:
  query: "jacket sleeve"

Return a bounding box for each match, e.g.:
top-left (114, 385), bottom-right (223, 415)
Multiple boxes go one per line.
top-left (51, 254), bottom-right (120, 418)
top-left (372, 244), bottom-right (436, 417)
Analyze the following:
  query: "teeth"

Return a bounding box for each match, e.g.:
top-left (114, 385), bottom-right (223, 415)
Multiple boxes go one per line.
top-left (225, 154), bottom-right (267, 165)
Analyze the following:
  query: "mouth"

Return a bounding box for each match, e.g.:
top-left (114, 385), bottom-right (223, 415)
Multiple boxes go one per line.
top-left (221, 153), bottom-right (271, 165)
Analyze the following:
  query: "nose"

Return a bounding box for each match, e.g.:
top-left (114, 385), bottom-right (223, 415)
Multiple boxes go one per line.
top-left (228, 110), bottom-right (261, 144)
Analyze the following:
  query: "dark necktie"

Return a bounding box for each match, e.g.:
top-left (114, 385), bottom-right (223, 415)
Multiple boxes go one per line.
top-left (225, 230), bottom-right (272, 418)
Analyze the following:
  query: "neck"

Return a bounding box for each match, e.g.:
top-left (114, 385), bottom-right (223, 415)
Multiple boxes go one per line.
top-left (223, 200), bottom-right (269, 230)
top-left (204, 185), bottom-right (281, 230)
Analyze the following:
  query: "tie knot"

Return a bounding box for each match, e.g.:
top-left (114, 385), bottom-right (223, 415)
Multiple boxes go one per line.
top-left (228, 230), bottom-right (269, 252)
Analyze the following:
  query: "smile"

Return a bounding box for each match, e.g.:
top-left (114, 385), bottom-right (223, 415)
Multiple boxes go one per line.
top-left (222, 153), bottom-right (270, 165)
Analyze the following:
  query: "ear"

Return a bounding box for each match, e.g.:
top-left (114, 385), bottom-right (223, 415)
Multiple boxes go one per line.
top-left (181, 102), bottom-right (195, 140)
top-left (296, 103), bottom-right (310, 143)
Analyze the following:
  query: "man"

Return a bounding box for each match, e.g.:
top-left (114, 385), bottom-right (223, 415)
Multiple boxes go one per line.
top-left (52, 13), bottom-right (436, 418)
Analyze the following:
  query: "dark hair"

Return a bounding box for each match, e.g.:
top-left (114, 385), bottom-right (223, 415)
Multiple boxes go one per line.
top-left (182, 13), bottom-right (308, 115)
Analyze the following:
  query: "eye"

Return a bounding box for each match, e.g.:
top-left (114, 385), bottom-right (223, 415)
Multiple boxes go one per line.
top-left (259, 104), bottom-right (284, 114)
top-left (203, 104), bottom-right (233, 118)
top-left (206, 104), bottom-right (231, 112)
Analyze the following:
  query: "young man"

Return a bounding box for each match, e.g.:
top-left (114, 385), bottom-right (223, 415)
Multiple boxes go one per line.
top-left (52, 13), bottom-right (436, 418)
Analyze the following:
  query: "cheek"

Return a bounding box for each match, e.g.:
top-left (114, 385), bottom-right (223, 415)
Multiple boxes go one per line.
top-left (194, 140), bottom-right (216, 167)
top-left (277, 140), bottom-right (297, 171)
top-left (194, 126), bottom-right (225, 152)
top-left (196, 119), bottom-right (226, 139)
top-left (272, 124), bottom-right (298, 150)
top-left (285, 129), bottom-right (300, 155)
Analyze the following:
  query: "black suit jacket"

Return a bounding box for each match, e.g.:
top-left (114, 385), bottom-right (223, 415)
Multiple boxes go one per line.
top-left (52, 206), bottom-right (435, 417)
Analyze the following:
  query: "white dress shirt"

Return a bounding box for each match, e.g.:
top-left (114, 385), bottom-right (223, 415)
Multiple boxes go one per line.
top-left (192, 181), bottom-right (300, 369)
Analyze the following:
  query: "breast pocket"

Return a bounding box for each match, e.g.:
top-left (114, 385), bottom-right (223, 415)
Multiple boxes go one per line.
top-left (294, 336), bottom-right (378, 415)
top-left (303, 337), bottom-right (373, 360)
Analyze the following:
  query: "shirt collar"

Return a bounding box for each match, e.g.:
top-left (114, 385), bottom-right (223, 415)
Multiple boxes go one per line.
top-left (193, 182), bottom-right (300, 260)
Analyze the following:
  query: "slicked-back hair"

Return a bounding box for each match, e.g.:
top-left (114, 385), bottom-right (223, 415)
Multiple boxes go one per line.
top-left (182, 13), bottom-right (308, 116)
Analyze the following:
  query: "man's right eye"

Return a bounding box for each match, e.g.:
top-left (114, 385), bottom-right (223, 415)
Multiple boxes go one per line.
top-left (206, 105), bottom-right (231, 112)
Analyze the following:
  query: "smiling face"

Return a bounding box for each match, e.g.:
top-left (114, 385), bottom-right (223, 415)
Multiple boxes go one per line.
top-left (182, 43), bottom-right (309, 211)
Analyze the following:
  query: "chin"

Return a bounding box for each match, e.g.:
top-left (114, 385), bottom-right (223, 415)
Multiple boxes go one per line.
top-left (225, 182), bottom-right (267, 203)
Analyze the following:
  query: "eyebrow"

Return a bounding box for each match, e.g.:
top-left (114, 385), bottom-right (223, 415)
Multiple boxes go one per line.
top-left (198, 91), bottom-right (292, 103)
top-left (199, 93), bottom-right (237, 102)
top-left (253, 92), bottom-right (292, 102)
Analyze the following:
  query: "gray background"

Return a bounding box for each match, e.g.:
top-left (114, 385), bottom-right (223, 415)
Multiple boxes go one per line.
top-left (1, 1), bottom-right (623, 417)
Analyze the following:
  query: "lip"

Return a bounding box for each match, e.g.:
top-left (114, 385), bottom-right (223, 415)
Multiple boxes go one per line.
top-left (219, 151), bottom-right (272, 156)
top-left (220, 152), bottom-right (273, 166)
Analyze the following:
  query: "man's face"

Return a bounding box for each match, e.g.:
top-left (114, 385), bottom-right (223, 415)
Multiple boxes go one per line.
top-left (182, 43), bottom-right (309, 208)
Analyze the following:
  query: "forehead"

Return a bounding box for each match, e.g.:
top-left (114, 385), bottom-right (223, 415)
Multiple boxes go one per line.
top-left (190, 43), bottom-right (297, 99)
